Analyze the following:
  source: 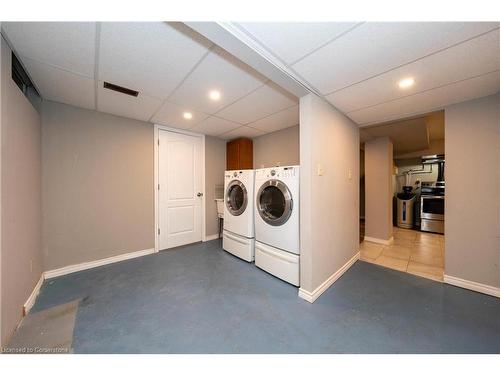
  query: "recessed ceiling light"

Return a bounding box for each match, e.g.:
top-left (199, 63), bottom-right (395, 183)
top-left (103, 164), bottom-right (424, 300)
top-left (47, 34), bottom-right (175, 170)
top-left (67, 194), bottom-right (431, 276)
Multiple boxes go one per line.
top-left (183, 112), bottom-right (193, 120)
top-left (209, 90), bottom-right (221, 101)
top-left (398, 77), bottom-right (415, 89)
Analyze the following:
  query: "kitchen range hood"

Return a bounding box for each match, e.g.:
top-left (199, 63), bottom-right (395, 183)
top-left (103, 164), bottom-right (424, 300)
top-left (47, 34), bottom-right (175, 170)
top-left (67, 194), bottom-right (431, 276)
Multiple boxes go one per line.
top-left (422, 154), bottom-right (445, 183)
top-left (421, 154), bottom-right (445, 164)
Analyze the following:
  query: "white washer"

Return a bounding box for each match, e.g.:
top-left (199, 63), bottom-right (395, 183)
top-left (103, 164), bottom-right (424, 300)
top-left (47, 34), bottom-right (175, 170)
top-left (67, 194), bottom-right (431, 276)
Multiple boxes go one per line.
top-left (254, 166), bottom-right (300, 286)
top-left (222, 170), bottom-right (255, 262)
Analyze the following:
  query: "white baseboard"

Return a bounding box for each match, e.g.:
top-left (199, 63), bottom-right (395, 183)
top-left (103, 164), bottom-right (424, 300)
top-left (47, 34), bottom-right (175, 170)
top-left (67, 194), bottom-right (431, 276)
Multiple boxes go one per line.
top-left (203, 234), bottom-right (220, 242)
top-left (363, 236), bottom-right (394, 246)
top-left (23, 247), bottom-right (156, 317)
top-left (444, 275), bottom-right (500, 298)
top-left (23, 273), bottom-right (44, 315)
top-left (45, 248), bottom-right (155, 279)
top-left (298, 251), bottom-right (360, 303)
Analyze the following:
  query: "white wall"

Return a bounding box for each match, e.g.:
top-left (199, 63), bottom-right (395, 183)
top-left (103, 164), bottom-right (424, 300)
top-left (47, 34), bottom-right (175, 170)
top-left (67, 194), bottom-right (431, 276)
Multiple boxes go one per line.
top-left (299, 94), bottom-right (359, 296)
top-left (445, 93), bottom-right (500, 291)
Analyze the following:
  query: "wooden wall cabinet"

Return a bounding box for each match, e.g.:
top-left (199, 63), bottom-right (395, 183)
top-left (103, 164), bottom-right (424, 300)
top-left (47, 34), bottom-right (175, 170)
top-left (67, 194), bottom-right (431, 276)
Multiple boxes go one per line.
top-left (226, 138), bottom-right (253, 170)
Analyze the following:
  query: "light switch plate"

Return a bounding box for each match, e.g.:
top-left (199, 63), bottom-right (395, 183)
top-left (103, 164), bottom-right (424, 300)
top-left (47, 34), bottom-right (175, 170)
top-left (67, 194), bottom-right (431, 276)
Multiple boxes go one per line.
top-left (317, 164), bottom-right (324, 176)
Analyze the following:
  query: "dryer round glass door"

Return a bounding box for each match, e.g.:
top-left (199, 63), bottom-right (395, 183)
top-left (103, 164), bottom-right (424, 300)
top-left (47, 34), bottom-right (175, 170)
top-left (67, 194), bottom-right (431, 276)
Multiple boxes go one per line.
top-left (225, 180), bottom-right (248, 216)
top-left (257, 180), bottom-right (293, 226)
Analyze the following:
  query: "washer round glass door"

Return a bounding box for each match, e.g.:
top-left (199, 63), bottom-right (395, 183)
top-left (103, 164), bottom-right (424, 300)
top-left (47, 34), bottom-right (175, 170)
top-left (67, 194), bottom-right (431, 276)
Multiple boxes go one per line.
top-left (257, 180), bottom-right (293, 226)
top-left (225, 180), bottom-right (248, 216)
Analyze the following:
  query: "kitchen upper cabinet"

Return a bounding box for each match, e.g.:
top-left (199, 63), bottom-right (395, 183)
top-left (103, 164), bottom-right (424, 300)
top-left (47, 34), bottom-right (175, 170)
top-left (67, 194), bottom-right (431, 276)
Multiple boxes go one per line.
top-left (226, 138), bottom-right (253, 170)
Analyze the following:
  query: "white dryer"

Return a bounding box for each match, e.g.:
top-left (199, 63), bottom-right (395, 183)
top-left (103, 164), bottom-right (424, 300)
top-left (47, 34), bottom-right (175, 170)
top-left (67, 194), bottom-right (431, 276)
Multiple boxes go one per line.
top-left (254, 166), bottom-right (300, 286)
top-left (222, 169), bottom-right (255, 262)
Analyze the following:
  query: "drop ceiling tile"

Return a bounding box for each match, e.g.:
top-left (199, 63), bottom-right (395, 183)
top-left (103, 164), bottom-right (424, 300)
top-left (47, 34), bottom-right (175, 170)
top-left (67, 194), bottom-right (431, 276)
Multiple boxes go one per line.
top-left (97, 81), bottom-right (162, 122)
top-left (216, 82), bottom-right (297, 124)
top-left (249, 105), bottom-right (299, 132)
top-left (348, 70), bottom-right (500, 125)
top-left (328, 29), bottom-right (500, 113)
top-left (237, 22), bottom-right (359, 64)
top-left (363, 117), bottom-right (430, 153)
top-left (220, 126), bottom-right (265, 140)
top-left (99, 22), bottom-right (212, 100)
top-left (23, 58), bottom-right (95, 110)
top-left (168, 46), bottom-right (267, 114)
top-left (293, 22), bottom-right (500, 95)
top-left (190, 116), bottom-right (241, 136)
top-left (151, 101), bottom-right (209, 130)
top-left (1, 22), bottom-right (96, 77)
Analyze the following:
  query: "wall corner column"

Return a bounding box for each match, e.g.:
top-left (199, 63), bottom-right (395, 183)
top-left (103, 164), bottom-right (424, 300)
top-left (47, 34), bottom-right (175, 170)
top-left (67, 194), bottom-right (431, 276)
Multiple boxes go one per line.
top-left (364, 136), bottom-right (394, 244)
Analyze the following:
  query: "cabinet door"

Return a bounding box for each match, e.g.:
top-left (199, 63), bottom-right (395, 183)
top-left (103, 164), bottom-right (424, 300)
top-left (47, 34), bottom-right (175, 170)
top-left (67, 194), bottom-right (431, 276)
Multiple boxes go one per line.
top-left (226, 140), bottom-right (240, 170)
top-left (226, 138), bottom-right (253, 170)
top-left (238, 139), bottom-right (253, 169)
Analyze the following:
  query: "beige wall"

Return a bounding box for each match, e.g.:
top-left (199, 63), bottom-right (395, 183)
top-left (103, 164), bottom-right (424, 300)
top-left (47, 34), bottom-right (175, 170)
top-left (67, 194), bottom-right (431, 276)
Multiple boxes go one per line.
top-left (253, 125), bottom-right (299, 168)
top-left (360, 149), bottom-right (365, 218)
top-left (1, 36), bottom-right (42, 346)
top-left (41, 101), bottom-right (155, 270)
top-left (41, 101), bottom-right (226, 270)
top-left (299, 94), bottom-right (359, 293)
top-left (0, 27), bottom-right (3, 345)
top-left (445, 93), bottom-right (500, 289)
top-left (364, 137), bottom-right (393, 241)
top-left (205, 136), bottom-right (226, 237)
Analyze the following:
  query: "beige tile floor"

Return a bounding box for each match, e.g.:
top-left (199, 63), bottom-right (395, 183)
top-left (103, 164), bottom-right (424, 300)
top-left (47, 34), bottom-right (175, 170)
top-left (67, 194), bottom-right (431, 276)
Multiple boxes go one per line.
top-left (360, 227), bottom-right (444, 282)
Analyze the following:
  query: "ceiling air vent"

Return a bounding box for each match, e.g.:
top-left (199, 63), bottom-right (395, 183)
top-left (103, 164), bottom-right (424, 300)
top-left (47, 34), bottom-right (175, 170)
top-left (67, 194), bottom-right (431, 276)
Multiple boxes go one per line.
top-left (12, 52), bottom-right (39, 96)
top-left (103, 82), bottom-right (139, 97)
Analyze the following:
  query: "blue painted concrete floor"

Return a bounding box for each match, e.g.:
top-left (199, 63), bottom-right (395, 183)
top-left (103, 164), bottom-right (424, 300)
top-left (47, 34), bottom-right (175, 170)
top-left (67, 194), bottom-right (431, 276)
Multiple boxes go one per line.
top-left (32, 239), bottom-right (500, 353)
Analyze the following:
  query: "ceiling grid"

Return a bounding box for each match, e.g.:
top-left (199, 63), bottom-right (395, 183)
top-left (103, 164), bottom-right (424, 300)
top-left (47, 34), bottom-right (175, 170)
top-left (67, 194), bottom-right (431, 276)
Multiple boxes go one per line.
top-left (2, 21), bottom-right (499, 135)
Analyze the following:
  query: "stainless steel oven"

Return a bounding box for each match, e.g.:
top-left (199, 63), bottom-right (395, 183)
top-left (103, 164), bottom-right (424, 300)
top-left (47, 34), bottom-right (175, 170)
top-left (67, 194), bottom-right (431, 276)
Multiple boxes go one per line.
top-left (418, 156), bottom-right (446, 234)
top-left (420, 182), bottom-right (445, 234)
top-left (421, 195), bottom-right (444, 220)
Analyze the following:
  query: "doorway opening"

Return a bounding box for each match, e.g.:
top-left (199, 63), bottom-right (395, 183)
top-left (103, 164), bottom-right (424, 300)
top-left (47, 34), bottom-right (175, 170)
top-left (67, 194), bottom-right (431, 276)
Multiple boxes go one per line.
top-left (359, 111), bottom-right (445, 281)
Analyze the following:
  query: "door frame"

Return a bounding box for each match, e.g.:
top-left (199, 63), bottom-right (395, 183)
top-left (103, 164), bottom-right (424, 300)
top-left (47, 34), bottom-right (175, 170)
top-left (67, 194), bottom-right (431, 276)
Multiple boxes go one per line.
top-left (154, 124), bottom-right (206, 253)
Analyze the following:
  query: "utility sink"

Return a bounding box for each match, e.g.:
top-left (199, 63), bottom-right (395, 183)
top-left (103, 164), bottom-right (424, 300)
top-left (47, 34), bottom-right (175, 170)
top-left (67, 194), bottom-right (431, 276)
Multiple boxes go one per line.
top-left (215, 199), bottom-right (224, 218)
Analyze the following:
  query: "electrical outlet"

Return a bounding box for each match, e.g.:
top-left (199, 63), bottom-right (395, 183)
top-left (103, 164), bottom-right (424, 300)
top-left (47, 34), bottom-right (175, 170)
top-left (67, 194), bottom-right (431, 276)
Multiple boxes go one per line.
top-left (30, 259), bottom-right (33, 273)
top-left (348, 169), bottom-right (352, 180)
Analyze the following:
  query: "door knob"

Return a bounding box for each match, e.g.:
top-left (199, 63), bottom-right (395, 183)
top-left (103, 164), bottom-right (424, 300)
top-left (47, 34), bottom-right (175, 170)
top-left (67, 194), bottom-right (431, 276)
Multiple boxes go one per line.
top-left (197, 192), bottom-right (203, 197)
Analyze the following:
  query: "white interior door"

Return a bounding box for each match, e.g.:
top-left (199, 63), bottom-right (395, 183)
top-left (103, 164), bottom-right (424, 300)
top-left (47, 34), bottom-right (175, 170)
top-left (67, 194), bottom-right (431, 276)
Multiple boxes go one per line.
top-left (158, 129), bottom-right (203, 250)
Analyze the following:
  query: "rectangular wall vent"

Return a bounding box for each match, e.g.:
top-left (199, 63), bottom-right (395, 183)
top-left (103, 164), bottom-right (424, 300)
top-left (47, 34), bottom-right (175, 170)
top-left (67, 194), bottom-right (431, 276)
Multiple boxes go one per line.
top-left (12, 52), bottom-right (39, 96)
top-left (103, 82), bottom-right (139, 97)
